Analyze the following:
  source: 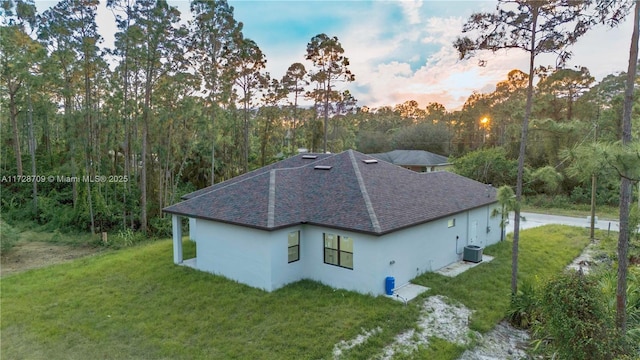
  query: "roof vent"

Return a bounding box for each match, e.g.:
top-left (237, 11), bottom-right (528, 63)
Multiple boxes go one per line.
top-left (302, 155), bottom-right (318, 159)
top-left (314, 165), bottom-right (332, 170)
top-left (362, 159), bottom-right (378, 164)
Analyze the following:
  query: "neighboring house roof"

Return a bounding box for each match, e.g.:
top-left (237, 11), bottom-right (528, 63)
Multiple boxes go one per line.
top-left (163, 150), bottom-right (496, 235)
top-left (369, 149), bottom-right (450, 167)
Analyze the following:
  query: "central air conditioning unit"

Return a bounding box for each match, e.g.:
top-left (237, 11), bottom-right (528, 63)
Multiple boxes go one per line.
top-left (463, 245), bottom-right (483, 263)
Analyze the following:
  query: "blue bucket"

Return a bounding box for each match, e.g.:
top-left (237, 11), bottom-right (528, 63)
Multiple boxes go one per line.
top-left (385, 276), bottom-right (395, 295)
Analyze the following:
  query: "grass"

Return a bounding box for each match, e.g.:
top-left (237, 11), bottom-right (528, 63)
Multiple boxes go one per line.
top-left (6, 220), bottom-right (101, 247)
top-left (412, 225), bottom-right (591, 333)
top-left (1, 240), bottom-right (418, 360)
top-left (393, 338), bottom-right (465, 360)
top-left (1, 225), bottom-right (593, 359)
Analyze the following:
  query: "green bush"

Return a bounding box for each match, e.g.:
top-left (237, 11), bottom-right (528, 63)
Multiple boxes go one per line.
top-left (507, 278), bottom-right (540, 329)
top-left (0, 218), bottom-right (20, 254)
top-left (526, 194), bottom-right (583, 210)
top-left (101, 228), bottom-right (149, 249)
top-left (537, 271), bottom-right (623, 359)
top-left (570, 186), bottom-right (590, 204)
top-left (594, 267), bottom-right (640, 355)
top-left (149, 216), bottom-right (172, 238)
top-left (451, 147), bottom-right (520, 187)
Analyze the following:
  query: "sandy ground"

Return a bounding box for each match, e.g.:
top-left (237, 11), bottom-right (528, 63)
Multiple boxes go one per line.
top-left (0, 241), bottom-right (100, 277)
top-left (332, 294), bottom-right (530, 360)
top-left (566, 239), bottom-right (602, 274)
top-left (458, 321), bottom-right (530, 360)
top-left (381, 295), bottom-right (477, 359)
top-left (332, 327), bottom-right (382, 359)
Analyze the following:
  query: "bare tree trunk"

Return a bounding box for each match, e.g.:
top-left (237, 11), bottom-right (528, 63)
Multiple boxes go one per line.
top-left (85, 54), bottom-right (96, 234)
top-left (512, 7), bottom-right (538, 296)
top-left (211, 104), bottom-right (216, 185)
top-left (123, 45), bottom-right (131, 230)
top-left (292, 91), bottom-right (298, 152)
top-left (323, 81), bottom-right (330, 153)
top-left (243, 94), bottom-right (249, 173)
top-left (140, 65), bottom-right (151, 233)
top-left (141, 117), bottom-right (148, 233)
top-left (616, 0), bottom-right (639, 335)
top-left (27, 85), bottom-right (37, 212)
top-left (85, 155), bottom-right (96, 234)
top-left (9, 89), bottom-right (23, 176)
top-left (211, 139), bottom-right (215, 185)
top-left (64, 91), bottom-right (78, 208)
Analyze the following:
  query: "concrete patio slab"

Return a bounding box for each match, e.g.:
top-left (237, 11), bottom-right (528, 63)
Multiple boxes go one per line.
top-left (180, 257), bottom-right (198, 270)
top-left (385, 283), bottom-right (430, 303)
top-left (436, 255), bottom-right (494, 277)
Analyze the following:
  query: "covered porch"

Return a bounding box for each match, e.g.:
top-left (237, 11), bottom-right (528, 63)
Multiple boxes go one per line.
top-left (172, 214), bottom-right (197, 270)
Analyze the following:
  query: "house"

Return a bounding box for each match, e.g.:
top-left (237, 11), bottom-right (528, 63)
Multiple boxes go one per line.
top-left (163, 150), bottom-right (500, 296)
top-left (369, 149), bottom-right (451, 172)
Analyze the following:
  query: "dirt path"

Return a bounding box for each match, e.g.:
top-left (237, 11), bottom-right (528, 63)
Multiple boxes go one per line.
top-left (1, 241), bottom-right (101, 277)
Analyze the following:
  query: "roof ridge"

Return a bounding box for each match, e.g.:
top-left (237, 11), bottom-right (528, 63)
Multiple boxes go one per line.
top-left (184, 170), bottom-right (271, 202)
top-left (267, 170), bottom-right (276, 228)
top-left (348, 150), bottom-right (381, 233)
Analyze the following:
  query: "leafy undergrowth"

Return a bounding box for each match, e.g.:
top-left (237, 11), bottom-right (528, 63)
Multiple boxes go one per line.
top-left (413, 225), bottom-right (591, 333)
top-left (1, 240), bottom-right (418, 360)
top-left (0, 217), bottom-right (20, 254)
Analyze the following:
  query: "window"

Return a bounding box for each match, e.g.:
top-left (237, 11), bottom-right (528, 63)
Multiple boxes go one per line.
top-left (323, 233), bottom-right (353, 269)
top-left (448, 218), bottom-right (456, 228)
top-left (288, 231), bottom-right (300, 263)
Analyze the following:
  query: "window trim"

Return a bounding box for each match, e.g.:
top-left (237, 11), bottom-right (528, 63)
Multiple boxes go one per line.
top-left (288, 230), bottom-right (300, 263)
top-left (323, 233), bottom-right (353, 270)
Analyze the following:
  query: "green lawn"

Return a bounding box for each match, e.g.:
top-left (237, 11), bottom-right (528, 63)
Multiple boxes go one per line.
top-left (414, 225), bottom-right (591, 333)
top-left (1, 225), bottom-right (592, 359)
top-left (1, 240), bottom-right (418, 360)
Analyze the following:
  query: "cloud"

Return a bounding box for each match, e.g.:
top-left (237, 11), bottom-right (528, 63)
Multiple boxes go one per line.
top-left (399, 0), bottom-right (424, 25)
top-left (342, 13), bottom-right (486, 110)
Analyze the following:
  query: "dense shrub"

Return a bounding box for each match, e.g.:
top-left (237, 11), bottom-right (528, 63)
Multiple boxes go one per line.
top-left (525, 194), bottom-right (596, 213)
top-left (149, 216), bottom-right (172, 238)
top-left (507, 279), bottom-right (540, 329)
top-left (451, 147), bottom-right (521, 187)
top-left (569, 186), bottom-right (591, 204)
top-left (0, 218), bottom-right (20, 254)
top-left (98, 228), bottom-right (149, 249)
top-left (536, 271), bottom-right (623, 359)
top-left (510, 265), bottom-right (640, 358)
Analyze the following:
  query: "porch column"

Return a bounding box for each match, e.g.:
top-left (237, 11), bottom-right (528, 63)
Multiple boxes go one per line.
top-left (172, 214), bottom-right (183, 264)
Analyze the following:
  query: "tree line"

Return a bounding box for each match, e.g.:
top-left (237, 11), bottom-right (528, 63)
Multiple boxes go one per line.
top-left (0, 0), bottom-right (637, 239)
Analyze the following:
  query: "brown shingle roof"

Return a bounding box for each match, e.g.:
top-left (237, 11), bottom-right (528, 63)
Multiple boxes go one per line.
top-left (370, 149), bottom-right (450, 167)
top-left (163, 150), bottom-right (497, 235)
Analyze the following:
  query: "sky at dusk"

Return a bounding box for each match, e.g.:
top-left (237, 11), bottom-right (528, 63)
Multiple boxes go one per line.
top-left (35, 0), bottom-right (635, 111)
